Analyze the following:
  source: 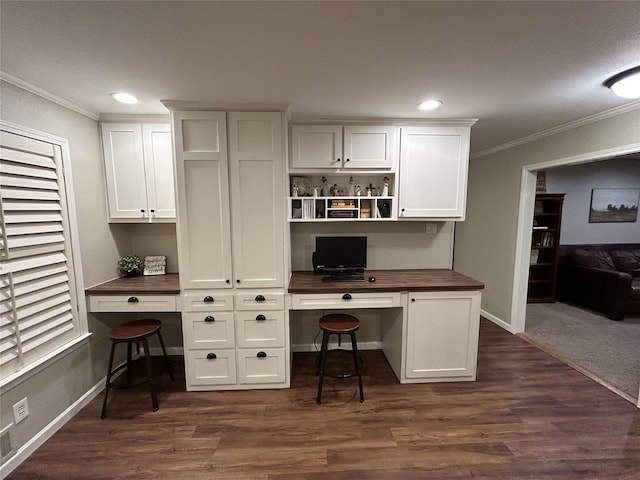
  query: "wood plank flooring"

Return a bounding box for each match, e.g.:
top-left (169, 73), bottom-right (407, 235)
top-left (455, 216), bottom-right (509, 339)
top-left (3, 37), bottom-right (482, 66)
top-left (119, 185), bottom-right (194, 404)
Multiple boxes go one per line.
top-left (7, 320), bottom-right (640, 479)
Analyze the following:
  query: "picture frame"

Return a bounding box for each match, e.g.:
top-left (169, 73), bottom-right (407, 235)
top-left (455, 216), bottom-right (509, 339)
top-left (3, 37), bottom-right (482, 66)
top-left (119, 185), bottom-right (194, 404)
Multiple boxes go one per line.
top-left (589, 188), bottom-right (639, 223)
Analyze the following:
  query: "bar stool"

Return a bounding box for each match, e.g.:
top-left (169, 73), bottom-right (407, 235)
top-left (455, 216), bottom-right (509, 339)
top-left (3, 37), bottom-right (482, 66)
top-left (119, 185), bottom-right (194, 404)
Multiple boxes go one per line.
top-left (101, 318), bottom-right (174, 419)
top-left (316, 313), bottom-right (364, 404)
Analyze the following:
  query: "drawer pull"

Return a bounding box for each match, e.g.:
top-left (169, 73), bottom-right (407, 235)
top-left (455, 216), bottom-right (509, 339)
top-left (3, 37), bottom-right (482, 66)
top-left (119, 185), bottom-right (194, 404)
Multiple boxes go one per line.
top-left (127, 296), bottom-right (139, 304)
top-left (255, 294), bottom-right (266, 302)
top-left (342, 293), bottom-right (352, 300)
top-left (204, 315), bottom-right (215, 322)
top-left (256, 314), bottom-right (266, 321)
top-left (206, 353), bottom-right (217, 360)
top-left (203, 296), bottom-right (214, 303)
top-left (257, 351), bottom-right (267, 358)
top-left (411, 298), bottom-right (416, 302)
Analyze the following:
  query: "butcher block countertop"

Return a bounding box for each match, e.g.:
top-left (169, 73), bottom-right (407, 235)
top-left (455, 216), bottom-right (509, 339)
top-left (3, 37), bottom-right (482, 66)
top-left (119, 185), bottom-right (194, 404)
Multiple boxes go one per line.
top-left (85, 273), bottom-right (180, 295)
top-left (288, 269), bottom-right (484, 294)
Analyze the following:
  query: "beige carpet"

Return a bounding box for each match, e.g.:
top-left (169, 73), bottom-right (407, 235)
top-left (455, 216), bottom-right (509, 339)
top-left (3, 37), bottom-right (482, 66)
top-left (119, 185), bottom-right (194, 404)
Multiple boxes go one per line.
top-left (524, 301), bottom-right (640, 401)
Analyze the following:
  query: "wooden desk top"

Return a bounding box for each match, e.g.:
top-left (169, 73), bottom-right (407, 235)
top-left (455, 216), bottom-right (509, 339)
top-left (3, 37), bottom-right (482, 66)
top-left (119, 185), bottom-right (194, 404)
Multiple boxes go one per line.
top-left (85, 273), bottom-right (180, 295)
top-left (288, 269), bottom-right (484, 294)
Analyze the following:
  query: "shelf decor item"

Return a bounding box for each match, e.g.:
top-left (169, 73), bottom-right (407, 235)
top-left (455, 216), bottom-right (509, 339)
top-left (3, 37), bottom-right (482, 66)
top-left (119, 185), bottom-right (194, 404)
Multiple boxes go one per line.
top-left (117, 254), bottom-right (144, 277)
top-left (143, 255), bottom-right (167, 276)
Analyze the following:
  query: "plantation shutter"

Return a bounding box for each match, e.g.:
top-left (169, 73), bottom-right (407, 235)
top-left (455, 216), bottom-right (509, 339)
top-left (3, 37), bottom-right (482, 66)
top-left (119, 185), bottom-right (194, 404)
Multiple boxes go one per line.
top-left (0, 128), bottom-right (79, 380)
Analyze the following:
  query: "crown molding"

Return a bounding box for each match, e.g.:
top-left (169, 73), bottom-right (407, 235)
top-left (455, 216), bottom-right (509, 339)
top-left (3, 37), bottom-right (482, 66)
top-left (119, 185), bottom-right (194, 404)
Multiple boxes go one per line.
top-left (161, 100), bottom-right (290, 113)
top-left (1, 70), bottom-right (100, 121)
top-left (289, 115), bottom-right (478, 127)
top-left (471, 101), bottom-right (640, 160)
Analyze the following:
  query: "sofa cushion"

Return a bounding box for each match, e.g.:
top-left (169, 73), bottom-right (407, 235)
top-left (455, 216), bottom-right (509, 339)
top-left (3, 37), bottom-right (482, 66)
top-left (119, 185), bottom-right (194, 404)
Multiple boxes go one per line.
top-left (568, 249), bottom-right (615, 270)
top-left (610, 250), bottom-right (640, 277)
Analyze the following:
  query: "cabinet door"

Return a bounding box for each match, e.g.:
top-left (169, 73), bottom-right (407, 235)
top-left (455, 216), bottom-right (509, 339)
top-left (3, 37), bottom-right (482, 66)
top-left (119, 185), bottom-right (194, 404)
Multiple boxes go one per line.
top-left (290, 125), bottom-right (342, 169)
top-left (142, 124), bottom-right (175, 220)
top-left (399, 126), bottom-right (470, 219)
top-left (405, 291), bottom-right (481, 381)
top-left (173, 111), bottom-right (233, 289)
top-left (343, 126), bottom-right (397, 169)
top-left (101, 123), bottom-right (148, 220)
top-left (228, 112), bottom-right (285, 288)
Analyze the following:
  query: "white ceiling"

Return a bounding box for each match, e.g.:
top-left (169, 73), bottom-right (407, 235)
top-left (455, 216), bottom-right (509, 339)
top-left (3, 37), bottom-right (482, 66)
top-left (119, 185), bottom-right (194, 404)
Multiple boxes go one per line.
top-left (1, 1), bottom-right (639, 155)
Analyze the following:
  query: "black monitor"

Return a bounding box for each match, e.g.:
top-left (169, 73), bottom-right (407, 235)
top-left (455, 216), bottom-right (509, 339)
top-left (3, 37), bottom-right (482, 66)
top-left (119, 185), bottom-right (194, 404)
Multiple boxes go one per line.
top-left (314, 236), bottom-right (367, 275)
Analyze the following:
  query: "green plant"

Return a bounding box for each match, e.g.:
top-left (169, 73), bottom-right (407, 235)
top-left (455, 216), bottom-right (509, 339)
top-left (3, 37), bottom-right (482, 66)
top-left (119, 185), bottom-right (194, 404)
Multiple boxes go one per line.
top-left (117, 255), bottom-right (143, 275)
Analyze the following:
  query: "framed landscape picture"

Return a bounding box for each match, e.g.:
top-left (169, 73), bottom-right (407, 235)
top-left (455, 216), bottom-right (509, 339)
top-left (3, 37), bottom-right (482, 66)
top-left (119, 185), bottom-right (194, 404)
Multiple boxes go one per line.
top-left (589, 188), bottom-right (639, 223)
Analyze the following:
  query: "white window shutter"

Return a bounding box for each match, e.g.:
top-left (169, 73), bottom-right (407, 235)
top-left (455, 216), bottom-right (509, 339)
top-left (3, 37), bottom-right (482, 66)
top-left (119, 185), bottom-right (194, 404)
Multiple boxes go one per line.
top-left (0, 128), bottom-right (80, 379)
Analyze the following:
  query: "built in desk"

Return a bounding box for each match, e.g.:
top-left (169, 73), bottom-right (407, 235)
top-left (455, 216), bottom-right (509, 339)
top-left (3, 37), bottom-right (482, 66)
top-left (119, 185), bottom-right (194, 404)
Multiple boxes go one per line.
top-left (85, 273), bottom-right (180, 312)
top-left (288, 269), bottom-right (484, 383)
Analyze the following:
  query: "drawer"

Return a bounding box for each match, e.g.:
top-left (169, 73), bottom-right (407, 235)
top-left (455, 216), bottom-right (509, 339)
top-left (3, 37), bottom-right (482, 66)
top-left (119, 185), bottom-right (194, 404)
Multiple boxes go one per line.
top-left (290, 292), bottom-right (402, 310)
top-left (182, 292), bottom-right (234, 312)
top-left (237, 348), bottom-right (286, 385)
top-left (88, 294), bottom-right (177, 312)
top-left (185, 349), bottom-right (237, 387)
top-left (182, 312), bottom-right (235, 349)
top-left (236, 311), bottom-right (285, 348)
top-left (235, 292), bottom-right (285, 310)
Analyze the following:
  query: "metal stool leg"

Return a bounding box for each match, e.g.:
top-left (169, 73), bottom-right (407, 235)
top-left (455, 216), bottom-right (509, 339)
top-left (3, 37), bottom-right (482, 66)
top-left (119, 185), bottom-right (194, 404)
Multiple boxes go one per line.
top-left (156, 330), bottom-right (174, 381)
top-left (350, 332), bottom-right (364, 402)
top-left (101, 340), bottom-right (117, 419)
top-left (141, 338), bottom-right (159, 412)
top-left (316, 330), bottom-right (330, 404)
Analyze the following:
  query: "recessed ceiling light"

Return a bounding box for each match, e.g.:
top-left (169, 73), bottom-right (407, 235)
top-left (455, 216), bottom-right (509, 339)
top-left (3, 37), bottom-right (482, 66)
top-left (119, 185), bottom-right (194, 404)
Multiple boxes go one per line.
top-left (417, 100), bottom-right (443, 111)
top-left (604, 66), bottom-right (640, 99)
top-left (111, 92), bottom-right (139, 104)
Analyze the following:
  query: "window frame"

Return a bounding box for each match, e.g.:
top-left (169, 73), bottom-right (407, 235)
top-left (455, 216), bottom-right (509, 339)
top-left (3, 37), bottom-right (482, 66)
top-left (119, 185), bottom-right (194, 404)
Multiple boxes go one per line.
top-left (0, 121), bottom-right (88, 389)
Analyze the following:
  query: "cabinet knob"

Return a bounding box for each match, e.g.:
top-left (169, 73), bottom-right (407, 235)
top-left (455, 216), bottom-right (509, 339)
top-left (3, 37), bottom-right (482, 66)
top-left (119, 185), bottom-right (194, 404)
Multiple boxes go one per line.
top-left (203, 296), bottom-right (214, 303)
top-left (411, 298), bottom-right (416, 302)
top-left (206, 353), bottom-right (217, 360)
top-left (336, 158), bottom-right (341, 163)
top-left (226, 279), bottom-right (230, 284)
top-left (256, 314), bottom-right (266, 321)
top-left (255, 294), bottom-right (266, 302)
top-left (345, 158), bottom-right (350, 162)
top-left (140, 209), bottom-right (145, 213)
top-left (401, 208), bottom-right (405, 212)
top-left (127, 296), bottom-right (139, 303)
top-left (257, 351), bottom-right (267, 358)
top-left (204, 315), bottom-right (215, 322)
top-left (150, 209), bottom-right (155, 213)
top-left (236, 279), bottom-right (241, 284)
top-left (342, 293), bottom-right (352, 300)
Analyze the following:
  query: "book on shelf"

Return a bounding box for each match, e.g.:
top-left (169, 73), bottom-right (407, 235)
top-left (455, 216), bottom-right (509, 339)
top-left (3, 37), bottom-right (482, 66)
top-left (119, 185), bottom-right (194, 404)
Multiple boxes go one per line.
top-left (530, 249), bottom-right (539, 264)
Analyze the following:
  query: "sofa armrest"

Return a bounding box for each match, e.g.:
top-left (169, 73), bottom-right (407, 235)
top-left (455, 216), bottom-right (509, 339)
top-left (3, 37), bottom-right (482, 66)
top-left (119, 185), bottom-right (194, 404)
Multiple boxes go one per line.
top-left (557, 263), bottom-right (632, 320)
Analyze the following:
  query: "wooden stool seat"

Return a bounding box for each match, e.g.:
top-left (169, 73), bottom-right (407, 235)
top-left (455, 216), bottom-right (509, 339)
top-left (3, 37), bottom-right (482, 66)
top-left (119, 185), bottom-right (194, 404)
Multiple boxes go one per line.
top-left (316, 313), bottom-right (364, 404)
top-left (101, 318), bottom-right (174, 419)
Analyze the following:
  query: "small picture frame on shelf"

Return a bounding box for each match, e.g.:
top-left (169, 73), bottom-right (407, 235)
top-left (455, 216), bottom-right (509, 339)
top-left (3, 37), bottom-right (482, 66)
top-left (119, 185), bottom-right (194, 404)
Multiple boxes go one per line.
top-left (290, 176), bottom-right (312, 197)
top-left (143, 255), bottom-right (166, 275)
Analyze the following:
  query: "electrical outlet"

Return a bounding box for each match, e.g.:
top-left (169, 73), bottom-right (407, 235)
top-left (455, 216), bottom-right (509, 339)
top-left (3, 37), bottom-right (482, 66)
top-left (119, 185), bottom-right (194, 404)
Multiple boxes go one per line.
top-left (426, 223), bottom-right (438, 234)
top-left (13, 397), bottom-right (29, 424)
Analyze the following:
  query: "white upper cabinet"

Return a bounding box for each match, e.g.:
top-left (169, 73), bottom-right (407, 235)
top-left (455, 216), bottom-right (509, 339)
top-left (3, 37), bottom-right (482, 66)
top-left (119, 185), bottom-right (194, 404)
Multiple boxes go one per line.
top-left (398, 125), bottom-right (472, 220)
top-left (172, 111), bottom-right (285, 290)
top-left (100, 123), bottom-right (175, 222)
top-left (290, 125), bottom-right (397, 170)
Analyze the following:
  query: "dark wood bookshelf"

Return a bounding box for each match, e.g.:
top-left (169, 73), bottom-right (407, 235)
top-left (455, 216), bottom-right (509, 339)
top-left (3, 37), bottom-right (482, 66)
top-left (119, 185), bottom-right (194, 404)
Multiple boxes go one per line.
top-left (528, 193), bottom-right (565, 303)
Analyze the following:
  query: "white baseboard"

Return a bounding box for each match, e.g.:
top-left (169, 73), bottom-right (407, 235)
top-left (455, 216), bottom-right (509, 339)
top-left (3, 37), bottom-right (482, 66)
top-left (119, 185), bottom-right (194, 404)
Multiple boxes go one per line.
top-left (291, 340), bottom-right (381, 353)
top-left (481, 309), bottom-right (514, 333)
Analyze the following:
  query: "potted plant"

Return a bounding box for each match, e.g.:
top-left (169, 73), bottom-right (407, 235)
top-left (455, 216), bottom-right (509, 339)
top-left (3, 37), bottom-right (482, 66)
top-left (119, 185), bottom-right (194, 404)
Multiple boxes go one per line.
top-left (117, 255), bottom-right (143, 277)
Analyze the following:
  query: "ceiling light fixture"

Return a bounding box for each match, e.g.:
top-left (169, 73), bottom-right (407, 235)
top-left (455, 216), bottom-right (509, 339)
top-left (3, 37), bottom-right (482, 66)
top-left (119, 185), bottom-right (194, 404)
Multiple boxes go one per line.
top-left (417, 100), bottom-right (443, 111)
top-left (111, 92), bottom-right (139, 104)
top-left (604, 66), bottom-right (640, 99)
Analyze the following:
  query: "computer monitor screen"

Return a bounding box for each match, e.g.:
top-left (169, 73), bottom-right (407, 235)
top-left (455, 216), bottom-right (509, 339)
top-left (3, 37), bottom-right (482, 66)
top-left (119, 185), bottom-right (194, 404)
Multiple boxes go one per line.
top-left (315, 236), bottom-right (367, 273)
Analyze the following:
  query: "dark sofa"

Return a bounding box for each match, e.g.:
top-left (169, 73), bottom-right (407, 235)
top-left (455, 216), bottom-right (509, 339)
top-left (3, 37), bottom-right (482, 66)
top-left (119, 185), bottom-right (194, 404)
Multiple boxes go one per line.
top-left (557, 244), bottom-right (640, 320)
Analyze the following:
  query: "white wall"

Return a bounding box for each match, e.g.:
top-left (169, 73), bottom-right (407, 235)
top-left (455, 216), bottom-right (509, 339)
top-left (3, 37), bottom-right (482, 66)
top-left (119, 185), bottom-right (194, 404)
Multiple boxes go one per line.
top-left (545, 157), bottom-right (640, 245)
top-left (454, 108), bottom-right (640, 330)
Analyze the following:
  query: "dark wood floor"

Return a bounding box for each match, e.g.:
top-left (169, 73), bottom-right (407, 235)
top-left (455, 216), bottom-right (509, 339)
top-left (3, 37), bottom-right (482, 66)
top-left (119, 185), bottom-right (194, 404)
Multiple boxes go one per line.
top-left (7, 320), bottom-right (640, 479)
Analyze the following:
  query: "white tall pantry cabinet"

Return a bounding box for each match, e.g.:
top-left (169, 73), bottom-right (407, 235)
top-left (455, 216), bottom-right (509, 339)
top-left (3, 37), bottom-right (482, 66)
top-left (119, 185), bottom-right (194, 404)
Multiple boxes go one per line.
top-left (171, 109), bottom-right (289, 390)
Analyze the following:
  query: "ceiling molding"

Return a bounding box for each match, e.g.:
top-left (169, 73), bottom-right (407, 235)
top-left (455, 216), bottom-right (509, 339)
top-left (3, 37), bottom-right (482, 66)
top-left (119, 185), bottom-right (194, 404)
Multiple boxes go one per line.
top-left (289, 116), bottom-right (478, 127)
top-left (471, 101), bottom-right (640, 160)
top-left (161, 100), bottom-right (290, 113)
top-left (1, 70), bottom-right (100, 121)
